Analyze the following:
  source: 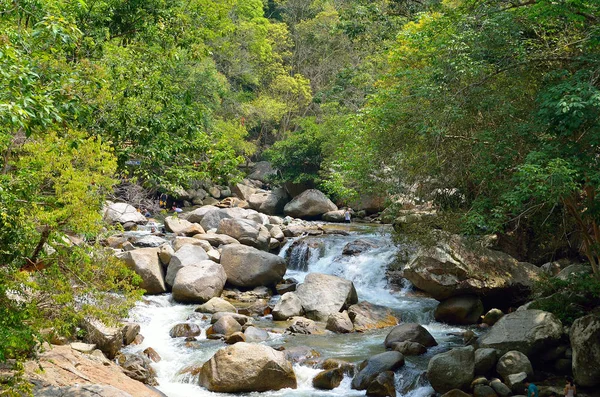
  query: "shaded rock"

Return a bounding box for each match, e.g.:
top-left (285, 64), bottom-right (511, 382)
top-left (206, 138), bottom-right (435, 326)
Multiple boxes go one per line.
top-left (390, 341), bottom-right (427, 356)
top-left (570, 313), bottom-right (600, 387)
top-left (196, 297), bottom-right (236, 314)
top-left (133, 235), bottom-right (167, 248)
top-left (276, 280), bottom-right (297, 295)
top-left (434, 295), bottom-right (485, 325)
top-left (248, 188), bottom-right (289, 215)
top-left (82, 319), bottom-right (123, 360)
top-left (556, 264), bottom-right (592, 281)
top-left (169, 323), bottom-right (201, 338)
top-left (366, 371), bottom-right (396, 397)
top-left (284, 345), bottom-right (322, 364)
top-left (244, 326), bottom-right (269, 342)
top-left (283, 189), bottom-right (338, 219)
top-left (220, 244), bottom-right (287, 288)
top-left (505, 372), bottom-right (527, 393)
top-left (286, 317), bottom-right (325, 335)
top-left (475, 348), bottom-right (498, 376)
top-left (490, 379), bottom-right (511, 397)
top-left (272, 292), bottom-right (304, 320)
top-left (166, 244), bottom-right (209, 287)
top-left (172, 260), bottom-right (227, 303)
top-left (351, 351), bottom-right (405, 390)
top-left (266, 224), bottom-right (285, 241)
top-left (313, 368), bottom-right (344, 390)
top-left (217, 218), bottom-right (269, 250)
top-left (211, 315), bottom-right (242, 336)
top-left (295, 273), bottom-right (358, 321)
top-left (247, 161), bottom-right (277, 183)
top-left (348, 301), bottom-right (399, 332)
top-left (326, 311), bottom-right (354, 333)
top-left (482, 309), bottom-right (504, 326)
top-left (185, 205), bottom-right (219, 224)
top-left (142, 347), bottom-right (161, 363)
top-left (401, 234), bottom-right (541, 305)
top-left (496, 351), bottom-right (533, 380)
top-left (122, 323), bottom-right (140, 346)
top-left (104, 202), bottom-right (147, 225)
top-left (225, 332), bottom-right (246, 344)
top-left (116, 353), bottom-right (157, 386)
top-left (478, 310), bottom-right (563, 355)
top-left (427, 346), bottom-right (475, 394)
top-left (199, 343), bottom-right (297, 392)
top-left (120, 247), bottom-right (166, 294)
top-left (321, 358), bottom-right (355, 376)
top-left (384, 323), bottom-right (437, 348)
top-left (342, 239), bottom-right (378, 255)
top-left (473, 385), bottom-right (497, 397)
top-left (200, 209), bottom-right (234, 231)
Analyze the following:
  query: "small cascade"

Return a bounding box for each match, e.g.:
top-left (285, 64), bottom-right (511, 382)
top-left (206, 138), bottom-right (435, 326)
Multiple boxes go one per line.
top-left (286, 240), bottom-right (316, 271)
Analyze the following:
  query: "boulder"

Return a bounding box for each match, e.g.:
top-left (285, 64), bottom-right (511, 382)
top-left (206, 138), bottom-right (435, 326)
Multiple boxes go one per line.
top-left (166, 245), bottom-right (209, 287)
top-left (556, 264), bottom-right (592, 281)
top-left (230, 182), bottom-right (258, 201)
top-left (194, 233), bottom-right (239, 247)
top-left (133, 235), bottom-right (168, 248)
top-left (490, 379), bottom-right (512, 397)
top-left (348, 301), bottom-right (399, 332)
top-left (248, 188), bottom-right (289, 215)
top-left (199, 209), bottom-right (234, 231)
top-left (434, 295), bottom-right (485, 325)
top-left (441, 390), bottom-right (472, 397)
top-left (70, 342), bottom-right (96, 354)
top-left (272, 292), bottom-right (304, 320)
top-left (384, 323), bottom-right (437, 348)
top-left (210, 312), bottom-right (249, 325)
top-left (196, 297), bottom-right (237, 314)
top-left (390, 341), bottom-right (427, 356)
top-left (475, 348), bottom-right (498, 375)
top-left (322, 210), bottom-right (345, 223)
top-left (343, 240), bottom-right (378, 255)
top-left (116, 353), bottom-right (157, 386)
top-left (244, 326), bottom-right (269, 342)
top-left (122, 323), bottom-right (140, 346)
top-left (245, 211), bottom-right (270, 225)
top-left (217, 218), bottom-right (269, 251)
top-left (482, 309), bottom-right (504, 326)
top-left (478, 310), bottom-right (563, 355)
top-left (247, 161), bottom-right (277, 183)
top-left (473, 385), bottom-right (497, 397)
top-left (164, 216), bottom-right (194, 235)
top-left (326, 311), bottom-right (354, 333)
top-left (570, 314), bottom-right (600, 387)
top-left (265, 224), bottom-right (285, 241)
top-left (142, 347), bottom-right (161, 363)
top-left (81, 319), bottom-right (123, 360)
top-left (496, 351), bottom-right (533, 380)
top-left (504, 372), bottom-right (527, 393)
top-left (351, 351), bottom-right (405, 390)
top-left (366, 371), bottom-right (396, 397)
top-left (427, 346), bottom-right (475, 394)
top-left (283, 189), bottom-right (338, 219)
top-left (211, 315), bottom-right (242, 336)
top-left (185, 205), bottom-right (219, 224)
top-left (313, 368), bottom-right (344, 390)
top-left (401, 234), bottom-right (541, 305)
top-left (157, 243), bottom-right (174, 266)
top-left (120, 248), bottom-right (166, 294)
top-left (295, 273), bottom-right (358, 321)
top-left (321, 359), bottom-right (355, 376)
top-left (171, 261), bottom-right (227, 303)
top-left (199, 343), bottom-right (297, 392)
top-left (103, 202), bottom-right (147, 225)
top-left (169, 323), bottom-right (202, 338)
top-left (220, 244), bottom-right (287, 288)
top-left (172, 236), bottom-right (212, 252)
top-left (225, 332), bottom-right (246, 344)
top-left (284, 345), bottom-right (322, 364)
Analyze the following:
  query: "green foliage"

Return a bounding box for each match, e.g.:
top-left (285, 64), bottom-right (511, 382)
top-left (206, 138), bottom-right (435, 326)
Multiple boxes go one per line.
top-left (532, 273), bottom-right (600, 325)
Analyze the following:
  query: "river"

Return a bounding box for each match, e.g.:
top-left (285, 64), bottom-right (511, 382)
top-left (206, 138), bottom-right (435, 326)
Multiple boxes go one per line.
top-left (123, 223), bottom-right (467, 396)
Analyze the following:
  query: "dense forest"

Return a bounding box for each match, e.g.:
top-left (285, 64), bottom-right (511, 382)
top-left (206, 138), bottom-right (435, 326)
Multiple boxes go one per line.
top-left (1, 0), bottom-right (599, 392)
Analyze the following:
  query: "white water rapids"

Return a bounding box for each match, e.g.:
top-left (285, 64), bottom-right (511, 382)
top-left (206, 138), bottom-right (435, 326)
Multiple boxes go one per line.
top-left (123, 223), bottom-right (467, 396)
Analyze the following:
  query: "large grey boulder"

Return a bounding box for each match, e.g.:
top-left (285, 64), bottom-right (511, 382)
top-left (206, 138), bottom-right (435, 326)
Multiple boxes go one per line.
top-left (401, 234), bottom-right (541, 305)
top-left (434, 295), bottom-right (484, 325)
top-left (384, 323), bottom-right (437, 348)
top-left (247, 161), bottom-right (277, 183)
top-left (104, 202), bottom-right (147, 225)
top-left (184, 205), bottom-right (219, 224)
top-left (199, 343), bottom-right (297, 392)
top-left (200, 209), bottom-right (234, 231)
top-left (171, 260), bottom-right (227, 303)
top-left (283, 189), bottom-right (338, 219)
top-left (164, 216), bottom-right (203, 235)
top-left (120, 247), bottom-right (166, 294)
top-left (217, 218), bottom-right (270, 251)
top-left (478, 310), bottom-right (563, 355)
top-left (272, 292), bottom-right (304, 320)
top-left (230, 182), bottom-right (258, 201)
top-left (133, 235), bottom-right (168, 248)
top-left (496, 351), bottom-right (533, 380)
top-left (220, 244), bottom-right (287, 288)
top-left (570, 314), bottom-right (600, 387)
top-left (326, 311), bottom-right (354, 333)
top-left (427, 346), bottom-right (475, 394)
top-left (166, 245), bottom-right (209, 287)
top-left (348, 301), bottom-right (399, 332)
top-left (351, 351), bottom-right (404, 390)
top-left (474, 348), bottom-right (498, 375)
top-left (295, 273), bottom-right (358, 321)
top-left (248, 188), bottom-right (289, 215)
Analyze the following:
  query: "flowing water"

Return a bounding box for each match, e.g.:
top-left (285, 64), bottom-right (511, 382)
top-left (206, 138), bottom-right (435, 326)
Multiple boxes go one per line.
top-left (123, 223), bottom-right (467, 396)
